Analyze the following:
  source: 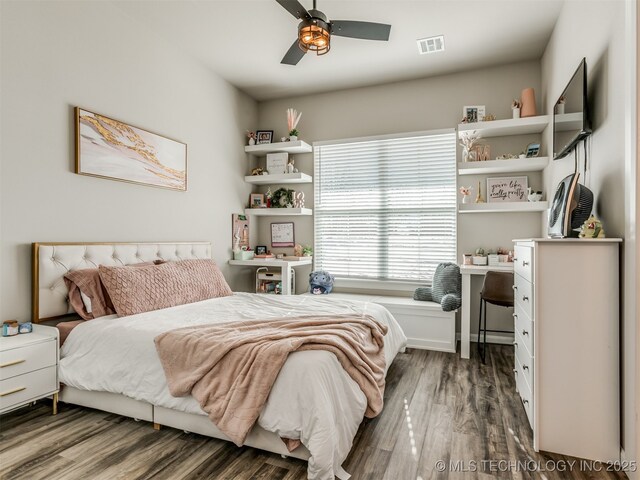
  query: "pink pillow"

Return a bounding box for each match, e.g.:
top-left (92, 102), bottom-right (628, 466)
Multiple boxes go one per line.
top-left (98, 259), bottom-right (233, 317)
top-left (64, 261), bottom-right (164, 320)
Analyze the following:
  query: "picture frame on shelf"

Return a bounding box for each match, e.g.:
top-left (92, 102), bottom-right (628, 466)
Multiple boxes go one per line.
top-left (487, 176), bottom-right (528, 203)
top-left (526, 142), bottom-right (541, 157)
top-left (271, 222), bottom-right (295, 247)
top-left (462, 105), bottom-right (486, 123)
top-left (256, 130), bottom-right (273, 144)
top-left (255, 245), bottom-right (267, 255)
top-left (250, 193), bottom-right (265, 208)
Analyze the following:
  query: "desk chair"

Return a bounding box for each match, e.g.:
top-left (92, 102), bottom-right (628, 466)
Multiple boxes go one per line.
top-left (478, 271), bottom-right (514, 363)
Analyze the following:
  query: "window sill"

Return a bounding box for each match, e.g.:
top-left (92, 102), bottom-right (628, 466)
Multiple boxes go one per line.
top-left (333, 278), bottom-right (429, 296)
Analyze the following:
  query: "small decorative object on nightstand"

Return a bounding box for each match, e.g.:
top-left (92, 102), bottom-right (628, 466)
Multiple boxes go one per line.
top-left (0, 324), bottom-right (59, 415)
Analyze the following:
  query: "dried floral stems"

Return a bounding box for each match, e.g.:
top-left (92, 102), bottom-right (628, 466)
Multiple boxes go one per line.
top-left (287, 108), bottom-right (302, 132)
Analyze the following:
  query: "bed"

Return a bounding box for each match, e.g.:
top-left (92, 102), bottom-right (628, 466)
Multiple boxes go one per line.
top-left (32, 242), bottom-right (407, 480)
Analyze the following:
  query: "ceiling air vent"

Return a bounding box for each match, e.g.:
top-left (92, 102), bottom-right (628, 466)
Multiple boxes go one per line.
top-left (417, 35), bottom-right (445, 55)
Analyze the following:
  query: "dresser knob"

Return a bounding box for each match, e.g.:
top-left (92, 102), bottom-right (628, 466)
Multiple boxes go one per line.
top-left (513, 342), bottom-right (518, 348)
top-left (512, 285), bottom-right (518, 290)
top-left (513, 368), bottom-right (518, 375)
top-left (523, 399), bottom-right (529, 405)
top-left (522, 261), bottom-right (530, 266)
top-left (522, 329), bottom-right (528, 336)
top-left (523, 365), bottom-right (529, 371)
top-left (522, 295), bottom-right (529, 301)
top-left (513, 257), bottom-right (518, 261)
top-left (513, 313), bottom-right (518, 319)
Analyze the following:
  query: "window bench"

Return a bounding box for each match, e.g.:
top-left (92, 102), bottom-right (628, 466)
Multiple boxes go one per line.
top-left (305, 292), bottom-right (456, 353)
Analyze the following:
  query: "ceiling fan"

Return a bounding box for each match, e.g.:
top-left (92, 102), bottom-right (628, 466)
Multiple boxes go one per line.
top-left (276, 0), bottom-right (392, 65)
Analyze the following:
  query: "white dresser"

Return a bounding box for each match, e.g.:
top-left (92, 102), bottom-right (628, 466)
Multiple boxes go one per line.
top-left (0, 324), bottom-right (59, 415)
top-left (512, 238), bottom-right (621, 462)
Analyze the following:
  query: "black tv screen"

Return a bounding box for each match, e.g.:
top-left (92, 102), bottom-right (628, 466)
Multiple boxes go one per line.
top-left (553, 58), bottom-right (591, 160)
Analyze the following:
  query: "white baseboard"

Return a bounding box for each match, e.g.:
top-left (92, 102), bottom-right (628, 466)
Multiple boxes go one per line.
top-left (407, 337), bottom-right (456, 353)
top-left (458, 332), bottom-right (515, 345)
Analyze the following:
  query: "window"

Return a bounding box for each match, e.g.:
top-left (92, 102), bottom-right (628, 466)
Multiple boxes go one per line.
top-left (314, 130), bottom-right (457, 285)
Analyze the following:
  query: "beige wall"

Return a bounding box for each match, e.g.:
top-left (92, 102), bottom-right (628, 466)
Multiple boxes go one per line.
top-left (0, 0), bottom-right (258, 320)
top-left (541, 0), bottom-right (633, 461)
top-left (257, 61), bottom-right (544, 336)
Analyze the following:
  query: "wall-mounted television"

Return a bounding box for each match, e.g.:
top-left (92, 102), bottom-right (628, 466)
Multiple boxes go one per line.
top-left (553, 58), bottom-right (591, 160)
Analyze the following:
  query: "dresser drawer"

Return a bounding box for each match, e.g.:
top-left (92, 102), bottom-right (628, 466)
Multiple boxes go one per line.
top-left (514, 245), bottom-right (533, 283)
top-left (0, 340), bottom-right (56, 381)
top-left (0, 366), bottom-right (57, 412)
top-left (515, 357), bottom-right (533, 428)
top-left (514, 304), bottom-right (533, 355)
top-left (515, 330), bottom-right (534, 387)
top-left (514, 274), bottom-right (533, 319)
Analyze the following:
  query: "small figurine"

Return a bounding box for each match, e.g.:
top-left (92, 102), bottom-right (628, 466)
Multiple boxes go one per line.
top-left (579, 215), bottom-right (605, 238)
top-left (247, 131), bottom-right (256, 146)
top-left (265, 187), bottom-right (272, 208)
top-left (251, 167), bottom-right (264, 176)
top-left (286, 157), bottom-right (298, 174)
top-left (527, 187), bottom-right (543, 202)
top-left (475, 181), bottom-right (485, 203)
top-left (293, 191), bottom-right (305, 208)
top-left (294, 244), bottom-right (303, 257)
top-left (460, 186), bottom-right (472, 204)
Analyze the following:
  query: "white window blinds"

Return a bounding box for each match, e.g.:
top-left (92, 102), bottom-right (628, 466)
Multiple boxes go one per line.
top-left (314, 130), bottom-right (457, 283)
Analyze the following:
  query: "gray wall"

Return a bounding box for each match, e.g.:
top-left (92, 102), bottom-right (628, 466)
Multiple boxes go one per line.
top-left (0, 0), bottom-right (258, 320)
top-left (540, 0), bottom-right (635, 460)
top-left (257, 60), bottom-right (544, 336)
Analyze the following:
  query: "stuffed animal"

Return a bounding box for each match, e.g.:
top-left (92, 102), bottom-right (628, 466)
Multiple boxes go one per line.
top-left (309, 270), bottom-right (334, 295)
top-left (413, 262), bottom-right (461, 312)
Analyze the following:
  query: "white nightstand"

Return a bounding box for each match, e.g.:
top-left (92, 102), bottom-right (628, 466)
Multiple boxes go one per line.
top-left (0, 324), bottom-right (59, 415)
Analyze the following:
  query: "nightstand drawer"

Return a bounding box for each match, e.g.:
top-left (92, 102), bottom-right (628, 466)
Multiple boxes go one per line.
top-left (0, 366), bottom-right (57, 412)
top-left (0, 340), bottom-right (56, 380)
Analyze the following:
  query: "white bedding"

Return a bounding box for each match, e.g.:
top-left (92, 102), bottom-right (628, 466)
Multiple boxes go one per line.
top-left (59, 293), bottom-right (407, 480)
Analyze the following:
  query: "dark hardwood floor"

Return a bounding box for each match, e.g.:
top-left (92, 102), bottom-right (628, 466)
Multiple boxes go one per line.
top-left (0, 344), bottom-right (628, 480)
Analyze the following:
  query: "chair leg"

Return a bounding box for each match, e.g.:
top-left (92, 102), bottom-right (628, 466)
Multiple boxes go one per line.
top-left (483, 299), bottom-right (488, 363)
top-left (478, 297), bottom-right (486, 363)
top-left (477, 296), bottom-right (483, 361)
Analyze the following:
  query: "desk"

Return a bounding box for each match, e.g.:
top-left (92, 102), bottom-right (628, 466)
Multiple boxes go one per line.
top-left (459, 263), bottom-right (514, 359)
top-left (228, 258), bottom-right (312, 295)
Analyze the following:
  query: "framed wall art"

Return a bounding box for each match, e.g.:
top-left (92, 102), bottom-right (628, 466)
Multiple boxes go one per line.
top-left (271, 222), bottom-right (295, 247)
top-left (487, 176), bottom-right (528, 202)
top-left (75, 107), bottom-right (187, 191)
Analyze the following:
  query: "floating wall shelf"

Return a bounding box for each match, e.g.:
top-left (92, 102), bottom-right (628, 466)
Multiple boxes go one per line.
top-left (458, 202), bottom-right (548, 214)
top-left (244, 140), bottom-right (313, 155)
top-left (244, 173), bottom-right (313, 185)
top-left (244, 208), bottom-right (313, 216)
top-left (458, 157), bottom-right (549, 175)
top-left (458, 115), bottom-right (550, 139)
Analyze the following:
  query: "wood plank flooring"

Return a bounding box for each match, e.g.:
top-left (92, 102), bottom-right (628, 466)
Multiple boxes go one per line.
top-left (0, 344), bottom-right (628, 480)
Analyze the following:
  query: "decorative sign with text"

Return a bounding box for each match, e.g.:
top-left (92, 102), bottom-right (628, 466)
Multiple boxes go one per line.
top-left (487, 176), bottom-right (528, 202)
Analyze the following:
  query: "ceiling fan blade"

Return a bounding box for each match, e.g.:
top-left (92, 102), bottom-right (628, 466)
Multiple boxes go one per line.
top-left (281, 39), bottom-right (306, 65)
top-left (330, 20), bottom-right (391, 41)
top-left (275, 0), bottom-right (310, 20)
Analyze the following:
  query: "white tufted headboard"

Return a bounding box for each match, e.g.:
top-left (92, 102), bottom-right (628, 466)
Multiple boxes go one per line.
top-left (32, 242), bottom-right (212, 323)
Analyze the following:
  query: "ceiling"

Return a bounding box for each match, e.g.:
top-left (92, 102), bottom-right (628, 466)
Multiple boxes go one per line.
top-left (113, 0), bottom-right (565, 101)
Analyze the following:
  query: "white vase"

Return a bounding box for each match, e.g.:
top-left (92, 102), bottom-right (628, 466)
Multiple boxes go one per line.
top-left (289, 135), bottom-right (298, 142)
top-left (248, 138), bottom-right (255, 146)
top-left (462, 195), bottom-right (470, 204)
top-left (512, 108), bottom-right (520, 119)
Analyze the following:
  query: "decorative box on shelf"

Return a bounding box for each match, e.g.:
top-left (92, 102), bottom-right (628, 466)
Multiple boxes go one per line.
top-left (233, 250), bottom-right (254, 261)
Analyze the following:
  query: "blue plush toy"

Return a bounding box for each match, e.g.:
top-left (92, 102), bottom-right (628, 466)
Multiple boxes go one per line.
top-left (309, 270), bottom-right (334, 294)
